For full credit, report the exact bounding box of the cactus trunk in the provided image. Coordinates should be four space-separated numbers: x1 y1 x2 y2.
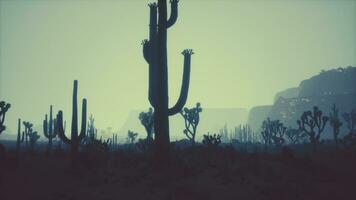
142 0 193 161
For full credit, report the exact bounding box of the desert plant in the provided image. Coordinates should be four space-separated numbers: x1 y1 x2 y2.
202 133 222 148
43 105 58 152
142 0 194 159
127 130 138 144
139 108 154 140
86 115 97 142
342 109 356 146
0 101 11 135
329 104 343 146
297 106 329 151
261 118 287 146
219 124 229 143
57 80 87 155
23 121 40 152
233 124 254 143
16 118 25 153
285 128 306 144
180 103 202 145
82 136 110 154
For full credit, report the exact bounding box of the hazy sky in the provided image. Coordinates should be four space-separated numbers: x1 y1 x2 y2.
1 0 356 136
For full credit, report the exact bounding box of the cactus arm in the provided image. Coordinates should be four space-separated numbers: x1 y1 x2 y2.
166 0 179 28
168 49 193 116
142 40 150 64
78 99 87 141
57 111 71 144
43 114 49 138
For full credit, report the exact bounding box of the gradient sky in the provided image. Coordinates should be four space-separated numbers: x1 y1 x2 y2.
1 0 356 136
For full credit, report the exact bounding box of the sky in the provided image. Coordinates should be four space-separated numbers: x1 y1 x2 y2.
1 0 356 137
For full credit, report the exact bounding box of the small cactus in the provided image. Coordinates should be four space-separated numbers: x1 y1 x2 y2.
43 105 58 152
202 133 222 147
57 80 87 155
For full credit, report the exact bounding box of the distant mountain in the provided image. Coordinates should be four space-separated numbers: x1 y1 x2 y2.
299 66 356 97
247 105 272 133
251 66 356 139
118 108 248 142
274 87 299 102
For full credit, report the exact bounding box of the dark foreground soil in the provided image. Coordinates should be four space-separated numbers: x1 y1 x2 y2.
0 146 355 200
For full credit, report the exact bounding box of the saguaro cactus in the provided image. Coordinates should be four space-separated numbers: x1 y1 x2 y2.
142 0 194 158
43 105 58 152
0 101 11 135
16 118 25 153
57 80 87 155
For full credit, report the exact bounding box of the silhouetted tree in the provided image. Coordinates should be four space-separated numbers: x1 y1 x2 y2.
297 106 328 151
23 121 40 152
57 80 87 156
0 101 11 135
43 105 58 152
342 109 356 146
329 104 342 146
180 103 202 145
141 0 194 161
127 130 138 144
261 118 287 146
285 128 306 144
139 108 154 140
202 133 222 148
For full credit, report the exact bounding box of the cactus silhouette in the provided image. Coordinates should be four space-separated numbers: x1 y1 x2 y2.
43 105 58 152
329 104 342 146
57 80 87 155
16 118 25 153
142 0 194 159
342 109 356 146
139 108 154 140
297 106 328 151
23 121 40 152
0 101 11 135
180 103 202 145
86 115 97 141
261 118 287 146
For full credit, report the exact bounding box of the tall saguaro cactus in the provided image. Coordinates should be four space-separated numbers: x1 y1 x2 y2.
43 105 58 152
16 118 25 153
57 80 87 155
142 0 194 158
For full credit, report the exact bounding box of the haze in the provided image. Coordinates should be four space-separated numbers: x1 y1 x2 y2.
1 0 356 135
